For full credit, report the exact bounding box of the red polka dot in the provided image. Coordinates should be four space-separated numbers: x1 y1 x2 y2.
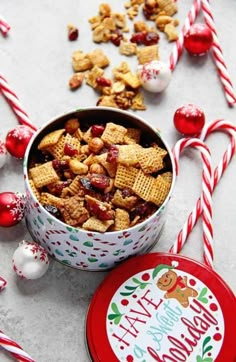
189 278 196 286
210 303 218 311
213 333 222 341
121 299 129 306
132 294 137 298
141 273 150 281
126 356 134 362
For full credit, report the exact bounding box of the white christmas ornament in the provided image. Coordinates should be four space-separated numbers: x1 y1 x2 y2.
138 60 172 93
12 240 49 280
0 141 7 168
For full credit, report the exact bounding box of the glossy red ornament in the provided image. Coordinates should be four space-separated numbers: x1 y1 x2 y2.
5 125 34 159
184 23 213 55
173 104 205 136
0 192 26 227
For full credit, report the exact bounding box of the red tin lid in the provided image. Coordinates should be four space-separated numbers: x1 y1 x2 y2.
86 252 236 362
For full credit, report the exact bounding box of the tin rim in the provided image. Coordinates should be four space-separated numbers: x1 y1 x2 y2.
23 106 176 237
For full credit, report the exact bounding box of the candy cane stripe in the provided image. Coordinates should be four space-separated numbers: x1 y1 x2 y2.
0 14 10 35
169 0 201 70
170 137 214 266
170 120 236 265
0 74 37 131
201 0 236 106
0 330 35 362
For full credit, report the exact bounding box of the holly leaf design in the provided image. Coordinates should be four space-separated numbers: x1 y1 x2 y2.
120 278 150 296
61 260 71 265
196 357 213 362
138 225 147 232
120 291 135 296
132 277 141 284
203 336 211 349
140 283 147 289
111 303 120 314
124 285 137 291
123 239 133 246
203 346 213 356
83 241 93 247
66 227 73 232
37 216 44 225
198 287 208 303
108 303 123 325
88 257 98 263
55 249 64 256
196 336 213 361
69 234 80 241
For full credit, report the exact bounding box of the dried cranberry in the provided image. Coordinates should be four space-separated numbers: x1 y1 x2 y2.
90 174 110 189
107 145 119 163
143 31 159 45
91 124 105 137
96 77 112 87
64 143 78 156
44 204 61 218
52 159 69 171
86 197 114 220
130 202 156 220
110 29 123 46
68 27 79 41
98 208 114 221
55 181 70 195
130 32 145 44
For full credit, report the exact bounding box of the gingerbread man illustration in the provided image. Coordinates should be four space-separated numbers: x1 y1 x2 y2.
153 263 198 308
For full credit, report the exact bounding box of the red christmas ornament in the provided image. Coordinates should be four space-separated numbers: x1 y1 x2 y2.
173 104 205 136
184 23 213 56
0 192 26 227
5 125 34 159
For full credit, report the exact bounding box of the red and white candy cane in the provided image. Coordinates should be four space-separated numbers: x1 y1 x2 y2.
0 330 35 362
0 276 7 291
170 120 236 266
0 74 37 132
201 0 236 106
169 0 201 71
169 138 214 268
0 14 10 36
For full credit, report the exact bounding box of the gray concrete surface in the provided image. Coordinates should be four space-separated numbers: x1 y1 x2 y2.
0 1 235 361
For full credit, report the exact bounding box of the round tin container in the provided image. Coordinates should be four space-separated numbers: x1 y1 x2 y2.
23 107 175 271
86 252 236 361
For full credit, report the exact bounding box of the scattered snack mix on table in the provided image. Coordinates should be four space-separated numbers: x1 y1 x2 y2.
68 0 179 109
